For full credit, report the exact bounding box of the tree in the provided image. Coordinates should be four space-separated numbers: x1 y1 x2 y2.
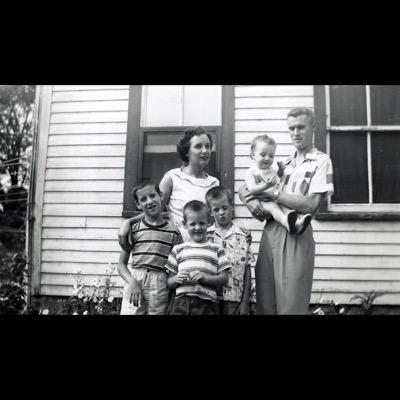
0 85 35 188
0 85 36 257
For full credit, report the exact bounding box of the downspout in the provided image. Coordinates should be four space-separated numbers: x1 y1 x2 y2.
26 85 41 309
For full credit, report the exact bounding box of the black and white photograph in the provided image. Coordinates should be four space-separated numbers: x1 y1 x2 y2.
1 85 399 316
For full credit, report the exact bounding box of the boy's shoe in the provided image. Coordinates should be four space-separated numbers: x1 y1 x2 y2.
281 210 297 234
297 214 312 235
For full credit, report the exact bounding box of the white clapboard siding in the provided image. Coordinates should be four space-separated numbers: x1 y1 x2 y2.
52 90 129 102
36 85 130 296
49 122 127 134
52 100 129 113
42 228 119 240
50 111 128 124
52 85 129 91
46 157 125 169
42 216 123 229
45 180 124 192
48 134 127 146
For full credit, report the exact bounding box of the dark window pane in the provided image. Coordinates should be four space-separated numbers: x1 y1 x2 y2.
370 85 400 125
330 85 367 126
330 131 369 203
371 132 400 203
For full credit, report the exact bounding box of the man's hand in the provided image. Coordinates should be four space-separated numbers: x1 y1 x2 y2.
118 221 133 252
245 198 270 222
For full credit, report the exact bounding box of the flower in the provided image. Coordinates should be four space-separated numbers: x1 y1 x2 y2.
313 307 322 314
319 297 326 304
73 288 80 296
73 312 78 315
108 296 114 303
83 310 88 315
335 301 341 306
42 309 49 315
99 298 104 304
339 308 345 314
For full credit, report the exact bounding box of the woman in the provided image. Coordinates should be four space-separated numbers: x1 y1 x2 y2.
118 126 219 246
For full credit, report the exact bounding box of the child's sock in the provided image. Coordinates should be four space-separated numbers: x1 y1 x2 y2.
296 214 312 235
280 210 297 234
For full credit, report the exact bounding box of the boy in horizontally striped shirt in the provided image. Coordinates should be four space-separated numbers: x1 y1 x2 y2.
117 178 182 315
166 200 231 315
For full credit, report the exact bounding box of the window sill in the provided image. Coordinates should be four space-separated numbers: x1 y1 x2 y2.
315 212 400 221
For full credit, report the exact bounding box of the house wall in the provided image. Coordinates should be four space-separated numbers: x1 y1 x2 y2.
35 85 400 304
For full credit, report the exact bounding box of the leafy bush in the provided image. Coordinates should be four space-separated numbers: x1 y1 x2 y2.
0 252 28 314
46 263 122 315
350 291 384 314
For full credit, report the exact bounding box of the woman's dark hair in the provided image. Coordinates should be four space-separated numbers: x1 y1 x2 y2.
176 126 213 163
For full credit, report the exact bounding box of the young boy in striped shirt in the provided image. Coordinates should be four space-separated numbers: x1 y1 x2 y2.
117 178 183 315
166 200 231 315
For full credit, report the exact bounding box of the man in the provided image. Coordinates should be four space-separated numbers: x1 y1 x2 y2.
239 107 334 315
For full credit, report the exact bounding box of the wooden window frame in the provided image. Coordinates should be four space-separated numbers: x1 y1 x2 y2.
122 85 235 218
314 85 400 221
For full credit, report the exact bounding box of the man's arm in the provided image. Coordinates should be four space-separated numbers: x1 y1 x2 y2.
264 188 326 215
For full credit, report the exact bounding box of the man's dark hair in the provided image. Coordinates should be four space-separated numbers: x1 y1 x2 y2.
287 107 315 124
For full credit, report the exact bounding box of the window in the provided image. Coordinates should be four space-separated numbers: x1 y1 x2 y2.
314 85 400 217
123 85 235 217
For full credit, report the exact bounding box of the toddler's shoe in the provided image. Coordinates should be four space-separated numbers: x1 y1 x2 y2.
281 210 297 234
296 214 312 235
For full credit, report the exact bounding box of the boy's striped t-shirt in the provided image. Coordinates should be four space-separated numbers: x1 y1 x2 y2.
131 219 183 271
165 242 231 303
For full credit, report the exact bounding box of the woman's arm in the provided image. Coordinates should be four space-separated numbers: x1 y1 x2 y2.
118 215 144 251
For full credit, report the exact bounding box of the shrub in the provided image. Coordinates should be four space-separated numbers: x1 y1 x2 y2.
0 252 28 314
47 263 122 315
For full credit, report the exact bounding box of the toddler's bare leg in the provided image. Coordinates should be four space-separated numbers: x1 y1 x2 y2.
261 202 297 234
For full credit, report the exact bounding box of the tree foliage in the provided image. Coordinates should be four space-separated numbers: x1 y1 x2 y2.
0 85 35 188
0 85 35 258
